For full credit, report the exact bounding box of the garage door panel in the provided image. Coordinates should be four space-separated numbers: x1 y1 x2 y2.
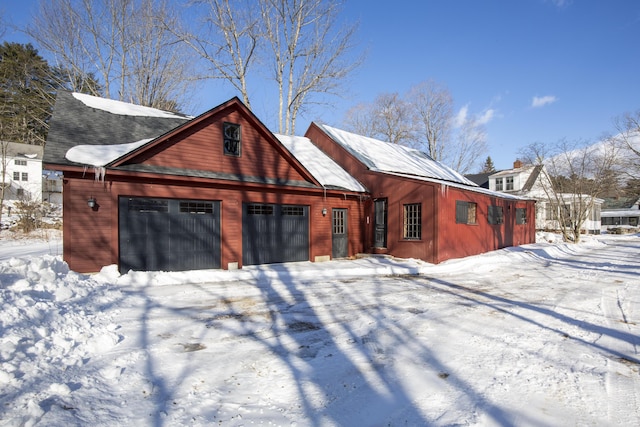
119 197 220 272
243 203 309 266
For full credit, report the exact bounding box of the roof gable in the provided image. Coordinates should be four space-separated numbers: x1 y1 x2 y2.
316 124 476 186
110 97 319 186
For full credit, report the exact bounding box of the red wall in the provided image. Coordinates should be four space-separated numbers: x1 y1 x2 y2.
305 123 537 264
435 185 535 262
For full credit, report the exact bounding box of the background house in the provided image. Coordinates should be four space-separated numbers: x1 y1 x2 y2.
470 160 603 234
600 197 640 231
2 141 43 203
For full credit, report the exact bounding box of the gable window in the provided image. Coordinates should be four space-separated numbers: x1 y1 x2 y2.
506 176 514 191
456 201 477 224
495 178 503 191
516 208 527 224
223 122 241 157
488 205 504 225
15 159 27 166
403 203 421 239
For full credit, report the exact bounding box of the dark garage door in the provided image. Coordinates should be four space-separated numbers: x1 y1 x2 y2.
119 197 221 272
242 203 309 265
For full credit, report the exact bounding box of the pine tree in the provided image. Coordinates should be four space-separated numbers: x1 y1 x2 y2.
480 156 496 173
0 42 55 145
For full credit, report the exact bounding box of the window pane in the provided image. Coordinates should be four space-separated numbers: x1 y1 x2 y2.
456 201 467 223
223 122 241 156
468 203 477 224
403 203 421 239
506 177 514 190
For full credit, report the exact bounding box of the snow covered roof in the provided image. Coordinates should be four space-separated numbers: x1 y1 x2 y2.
317 124 477 186
65 139 153 167
72 93 192 119
45 91 191 168
275 134 367 192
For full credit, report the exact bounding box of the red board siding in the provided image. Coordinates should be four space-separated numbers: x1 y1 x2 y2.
61 173 364 273
134 109 309 184
305 123 536 264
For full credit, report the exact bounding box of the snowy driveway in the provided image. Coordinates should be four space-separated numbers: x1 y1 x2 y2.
1 235 639 426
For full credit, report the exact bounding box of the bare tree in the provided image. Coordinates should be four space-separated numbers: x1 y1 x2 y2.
28 0 198 112
343 92 415 145
407 80 453 161
342 80 488 173
178 0 261 109
448 113 488 174
261 0 361 134
613 110 640 179
519 138 619 243
186 0 361 134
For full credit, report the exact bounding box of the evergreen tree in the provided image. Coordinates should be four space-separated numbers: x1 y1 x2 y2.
480 156 496 173
0 42 55 145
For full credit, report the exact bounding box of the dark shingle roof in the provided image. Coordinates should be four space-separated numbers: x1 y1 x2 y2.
44 91 189 167
464 172 493 188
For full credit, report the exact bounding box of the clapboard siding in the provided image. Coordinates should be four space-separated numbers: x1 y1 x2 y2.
134 108 308 183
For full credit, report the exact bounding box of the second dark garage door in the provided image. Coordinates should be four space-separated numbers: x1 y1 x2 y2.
242 203 309 265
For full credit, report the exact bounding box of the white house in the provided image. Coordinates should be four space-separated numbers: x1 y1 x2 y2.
2 141 45 203
479 160 602 234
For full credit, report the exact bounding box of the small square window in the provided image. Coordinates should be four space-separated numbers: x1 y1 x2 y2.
516 208 527 224
15 159 27 166
223 122 241 157
488 205 504 225
456 201 477 224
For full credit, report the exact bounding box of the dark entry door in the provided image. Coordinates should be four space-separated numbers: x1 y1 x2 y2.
332 208 348 258
119 197 221 272
242 203 309 265
374 199 387 248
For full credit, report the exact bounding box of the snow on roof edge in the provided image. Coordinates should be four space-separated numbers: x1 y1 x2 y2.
275 133 367 192
317 123 477 187
65 139 154 167
72 92 192 120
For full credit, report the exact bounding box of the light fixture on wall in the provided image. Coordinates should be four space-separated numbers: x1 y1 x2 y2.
322 208 327 216
87 197 97 209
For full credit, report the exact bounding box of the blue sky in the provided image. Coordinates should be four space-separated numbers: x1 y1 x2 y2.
3 0 640 170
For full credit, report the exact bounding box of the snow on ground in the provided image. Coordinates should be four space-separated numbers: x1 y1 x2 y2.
0 232 639 426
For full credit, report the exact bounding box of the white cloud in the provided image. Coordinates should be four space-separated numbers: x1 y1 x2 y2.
531 95 558 108
454 104 469 127
477 109 496 125
454 104 497 127
548 0 572 8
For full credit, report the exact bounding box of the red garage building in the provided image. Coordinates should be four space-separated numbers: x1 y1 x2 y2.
44 92 535 273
